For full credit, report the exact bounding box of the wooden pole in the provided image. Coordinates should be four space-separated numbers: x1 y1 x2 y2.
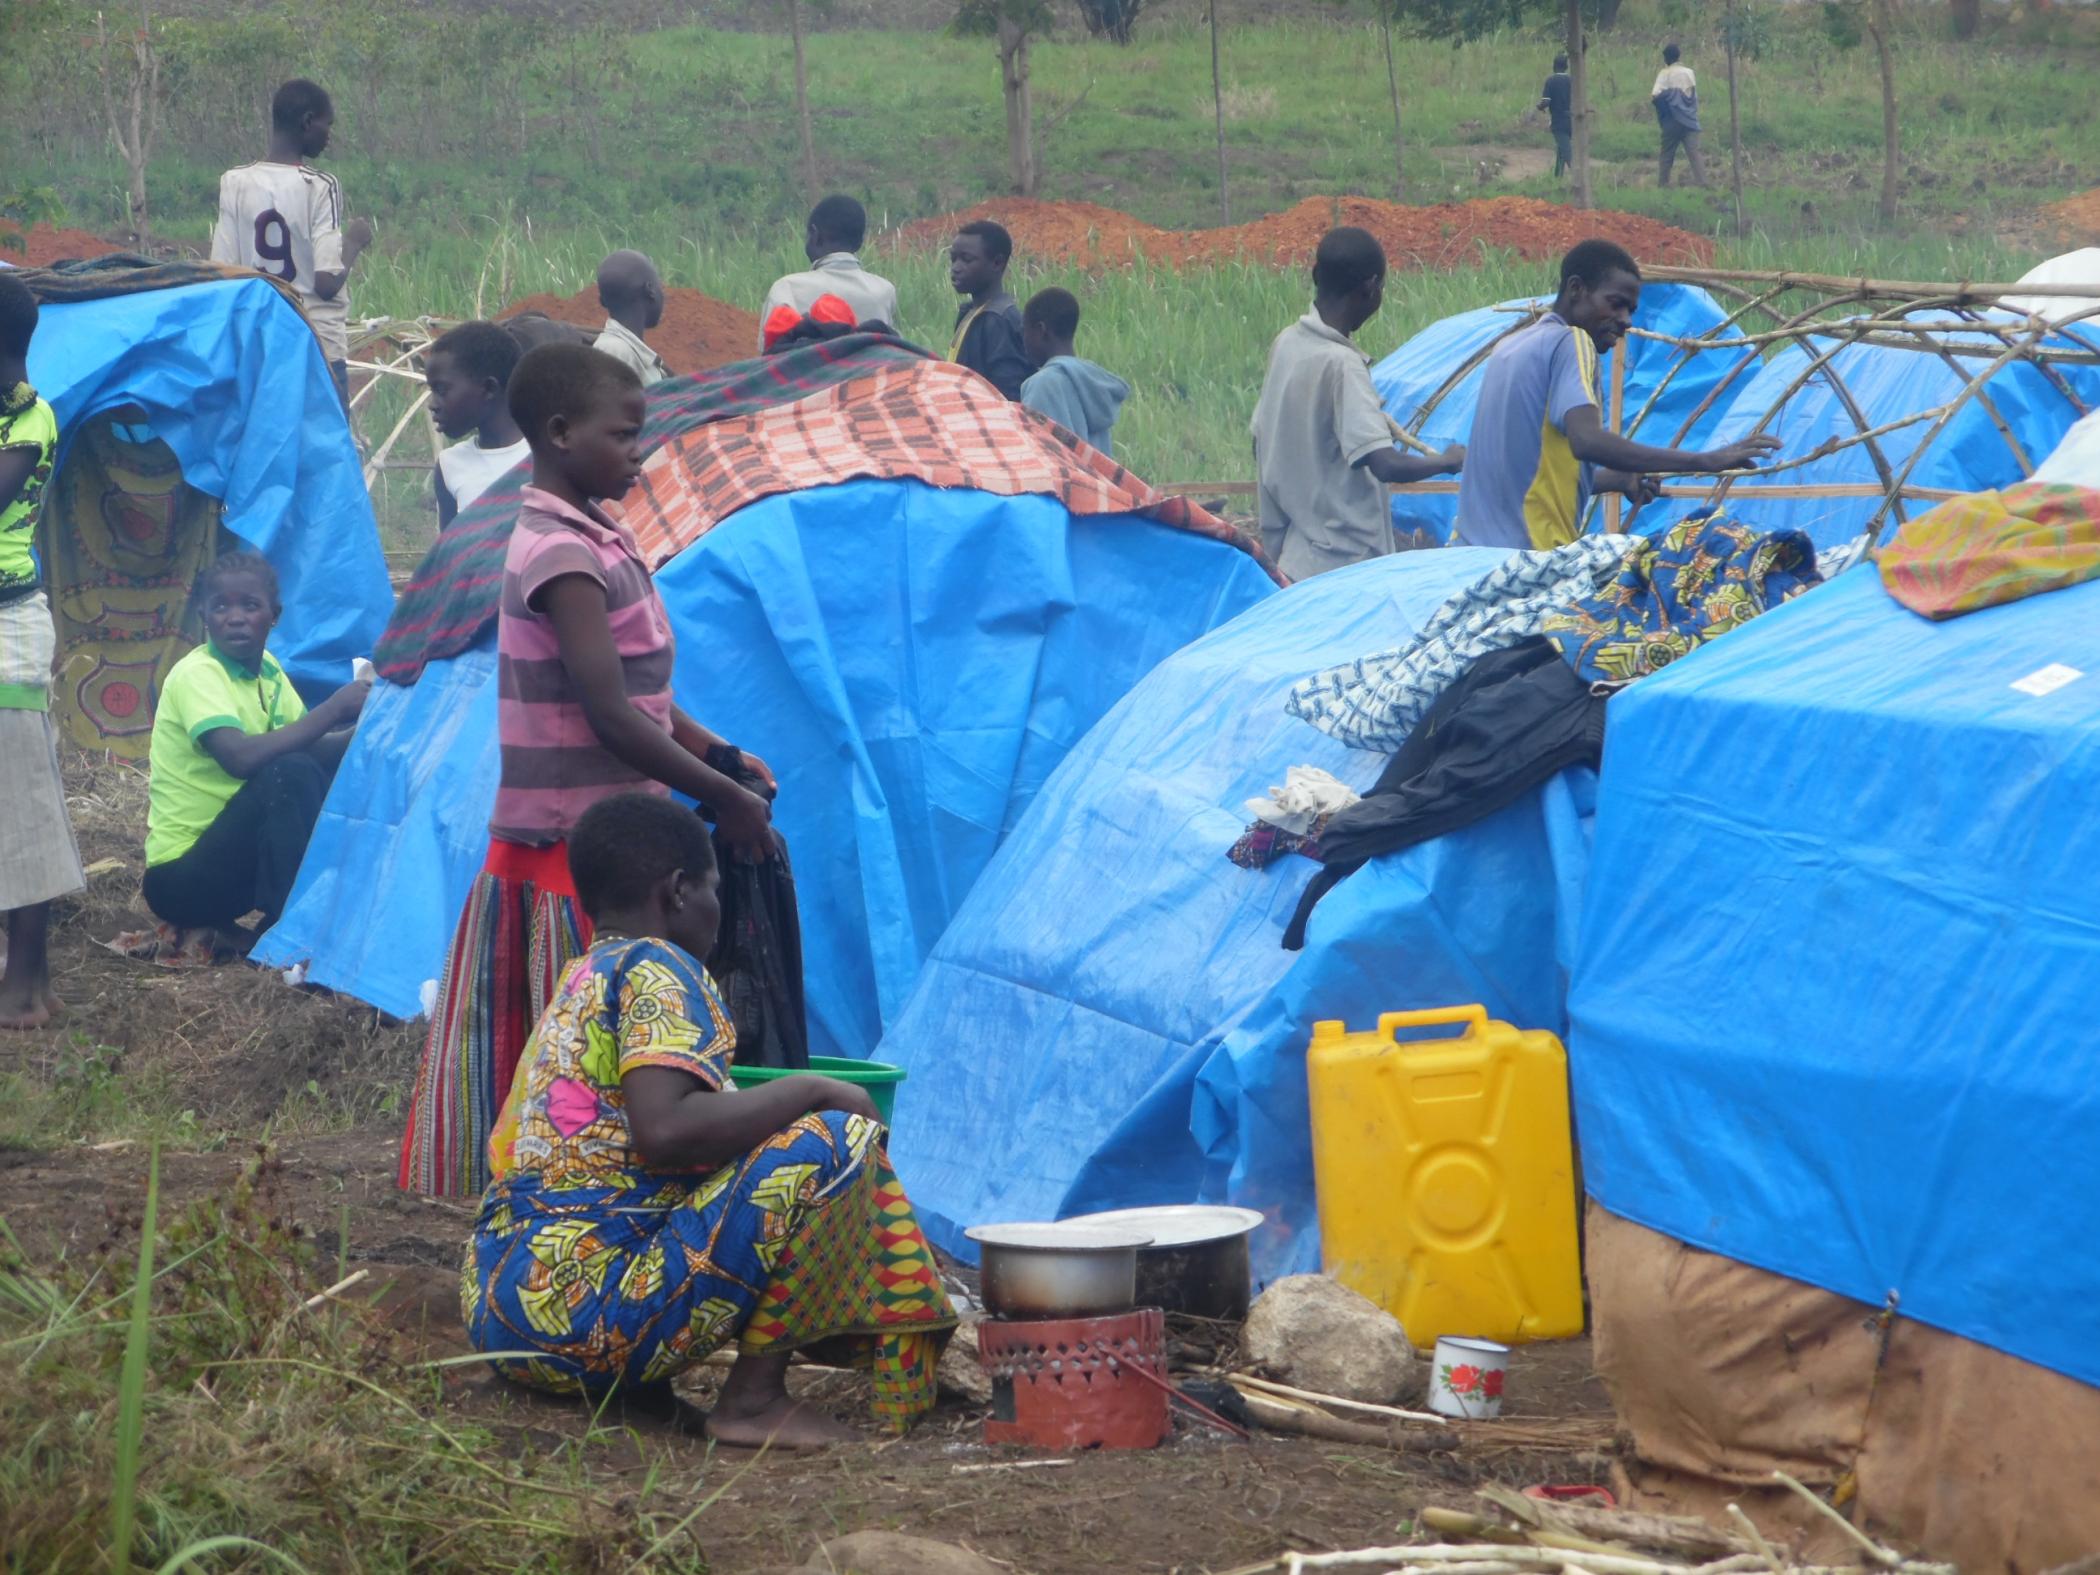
1565 0 1591 210
788 0 818 199
1605 339 1628 532
1725 0 1746 238
1210 0 1231 224
1868 0 1899 225
1380 7 1405 202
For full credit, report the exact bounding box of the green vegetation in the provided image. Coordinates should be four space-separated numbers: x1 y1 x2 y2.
1 0 2090 527
0 1151 724 1570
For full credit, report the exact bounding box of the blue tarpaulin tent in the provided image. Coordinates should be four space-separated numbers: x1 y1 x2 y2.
24 274 391 691
1571 564 2100 1389
257 477 1279 1054
1371 282 1741 544
880 548 1594 1272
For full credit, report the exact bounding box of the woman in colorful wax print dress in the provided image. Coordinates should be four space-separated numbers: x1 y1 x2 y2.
464 793 955 1448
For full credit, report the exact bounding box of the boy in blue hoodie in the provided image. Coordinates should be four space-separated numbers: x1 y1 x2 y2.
1019 288 1129 457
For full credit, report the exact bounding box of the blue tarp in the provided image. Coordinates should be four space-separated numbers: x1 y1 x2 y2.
880 548 1596 1275
1371 283 1740 544
1702 314 2100 548
24 277 391 691
1570 567 2100 1389
258 478 1278 1051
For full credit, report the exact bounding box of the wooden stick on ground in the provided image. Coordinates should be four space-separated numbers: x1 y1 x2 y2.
1228 1371 1448 1426
1237 1390 1457 1454
1769 1471 1902 1569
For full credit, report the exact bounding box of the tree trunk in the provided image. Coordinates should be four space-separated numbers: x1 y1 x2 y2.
1725 0 1746 237
1950 0 1981 40
1565 0 1591 210
97 4 158 246
996 16 1037 197
1209 0 1230 223
1868 0 1899 224
1379 8 1405 202
789 0 818 198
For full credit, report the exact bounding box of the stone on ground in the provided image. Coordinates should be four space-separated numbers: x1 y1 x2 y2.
936 1316 992 1406
1240 1273 1420 1405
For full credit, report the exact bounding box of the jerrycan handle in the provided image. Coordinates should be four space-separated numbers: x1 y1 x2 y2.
1377 1005 1489 1042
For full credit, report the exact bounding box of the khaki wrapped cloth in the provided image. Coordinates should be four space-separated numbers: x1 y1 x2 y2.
1879 480 2100 619
1588 1203 2100 1572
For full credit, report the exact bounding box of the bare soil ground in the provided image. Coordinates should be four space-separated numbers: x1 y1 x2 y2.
0 750 1620 1573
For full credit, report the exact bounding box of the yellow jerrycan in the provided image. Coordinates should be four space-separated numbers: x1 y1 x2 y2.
1307 1005 1582 1347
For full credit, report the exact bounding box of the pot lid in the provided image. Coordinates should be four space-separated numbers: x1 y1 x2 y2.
964 1222 1152 1252
1061 1204 1265 1247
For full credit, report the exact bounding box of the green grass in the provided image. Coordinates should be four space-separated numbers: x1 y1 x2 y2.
1 0 2088 552
0 1154 726 1570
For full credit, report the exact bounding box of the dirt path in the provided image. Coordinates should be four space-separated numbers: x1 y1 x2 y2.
2 1118 1617 1574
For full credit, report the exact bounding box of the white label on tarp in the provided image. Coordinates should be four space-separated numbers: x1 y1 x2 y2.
2010 663 2084 697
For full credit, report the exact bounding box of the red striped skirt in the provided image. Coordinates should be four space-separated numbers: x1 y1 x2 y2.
396 839 594 1197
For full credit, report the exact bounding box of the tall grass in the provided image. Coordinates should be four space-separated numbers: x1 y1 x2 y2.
0 1153 721 1570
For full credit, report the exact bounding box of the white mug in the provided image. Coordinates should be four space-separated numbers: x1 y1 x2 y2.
1429 1335 1510 1419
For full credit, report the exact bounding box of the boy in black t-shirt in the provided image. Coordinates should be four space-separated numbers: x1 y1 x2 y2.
1539 55 1574 179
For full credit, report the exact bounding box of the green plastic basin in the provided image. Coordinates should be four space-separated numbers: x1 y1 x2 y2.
728 1055 905 1126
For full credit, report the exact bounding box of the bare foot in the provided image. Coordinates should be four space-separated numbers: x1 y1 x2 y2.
704 1394 860 1450
0 985 52 1031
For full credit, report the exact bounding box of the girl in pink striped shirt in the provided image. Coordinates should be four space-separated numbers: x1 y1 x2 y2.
400 343 777 1197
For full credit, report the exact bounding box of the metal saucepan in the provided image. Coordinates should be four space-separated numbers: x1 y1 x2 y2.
1061 1205 1265 1321
964 1222 1153 1319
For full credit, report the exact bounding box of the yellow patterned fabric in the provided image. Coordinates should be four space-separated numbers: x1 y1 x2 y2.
465 936 955 1428
39 409 225 755
1879 481 2100 621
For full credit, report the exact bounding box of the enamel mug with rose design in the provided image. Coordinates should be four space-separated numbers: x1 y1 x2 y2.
1429 1335 1510 1419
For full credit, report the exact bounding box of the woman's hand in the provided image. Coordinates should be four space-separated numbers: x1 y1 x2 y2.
714 783 778 862
806 1077 882 1123
326 676 373 726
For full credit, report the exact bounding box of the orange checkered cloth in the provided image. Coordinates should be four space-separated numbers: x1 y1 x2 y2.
1880 481 2100 620
619 359 1279 578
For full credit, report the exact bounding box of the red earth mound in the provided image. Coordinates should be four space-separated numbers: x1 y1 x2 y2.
2042 187 2100 244
498 285 762 375
2 224 126 268
894 194 1712 271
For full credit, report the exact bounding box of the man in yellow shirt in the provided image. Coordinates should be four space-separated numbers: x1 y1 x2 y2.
1455 240 1779 550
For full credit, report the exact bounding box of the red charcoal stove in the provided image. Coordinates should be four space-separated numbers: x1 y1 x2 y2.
977 1307 1169 1450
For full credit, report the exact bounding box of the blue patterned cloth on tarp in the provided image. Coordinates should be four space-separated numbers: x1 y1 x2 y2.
1287 534 1634 751
1538 511 1821 686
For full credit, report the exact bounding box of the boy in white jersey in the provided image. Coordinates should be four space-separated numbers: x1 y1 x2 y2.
424 320 528 528
211 79 373 410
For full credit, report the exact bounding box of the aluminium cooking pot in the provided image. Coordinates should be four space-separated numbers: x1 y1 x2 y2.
1061 1205 1264 1321
964 1222 1153 1319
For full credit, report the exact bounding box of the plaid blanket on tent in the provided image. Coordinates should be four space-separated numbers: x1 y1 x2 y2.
377 335 1276 683
622 359 1273 573
1879 481 2100 620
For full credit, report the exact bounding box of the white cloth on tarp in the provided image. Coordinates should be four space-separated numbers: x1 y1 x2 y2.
1243 765 1360 836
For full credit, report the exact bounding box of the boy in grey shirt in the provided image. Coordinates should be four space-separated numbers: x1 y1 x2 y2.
1250 228 1464 580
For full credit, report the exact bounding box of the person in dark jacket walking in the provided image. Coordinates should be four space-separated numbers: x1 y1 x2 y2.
1539 55 1574 179
1651 43 1708 188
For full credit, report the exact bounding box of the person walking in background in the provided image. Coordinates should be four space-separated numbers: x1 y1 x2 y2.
946 221 1032 400
1455 240 1778 551
0 275 83 1030
591 251 671 387
1250 227 1466 580
759 195 900 349
1539 54 1574 180
210 78 374 410
1019 287 1129 457
1651 43 1708 188
424 321 527 528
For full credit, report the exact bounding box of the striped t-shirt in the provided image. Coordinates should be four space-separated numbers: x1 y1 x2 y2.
1454 311 1603 551
490 487 675 845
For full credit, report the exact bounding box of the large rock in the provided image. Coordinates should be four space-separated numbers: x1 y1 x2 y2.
1241 1274 1420 1405
795 1531 1002 1575
936 1317 993 1406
